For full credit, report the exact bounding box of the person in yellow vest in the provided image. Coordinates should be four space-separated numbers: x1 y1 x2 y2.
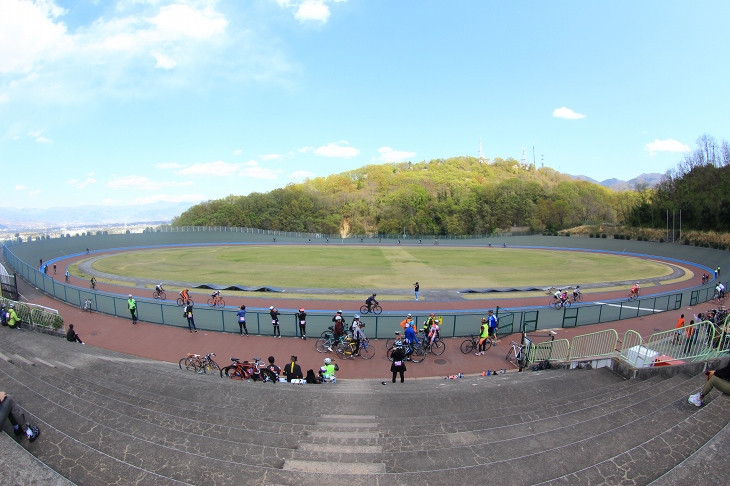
476 317 489 356
7 304 20 329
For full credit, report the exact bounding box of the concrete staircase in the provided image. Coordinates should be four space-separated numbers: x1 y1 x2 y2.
0 328 728 485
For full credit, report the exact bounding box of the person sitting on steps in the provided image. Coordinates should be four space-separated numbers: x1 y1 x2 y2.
689 360 730 406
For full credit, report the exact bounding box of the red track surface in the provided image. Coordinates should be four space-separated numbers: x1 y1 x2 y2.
17 250 714 380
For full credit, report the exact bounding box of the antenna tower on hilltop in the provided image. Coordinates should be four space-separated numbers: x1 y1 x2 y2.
478 138 486 164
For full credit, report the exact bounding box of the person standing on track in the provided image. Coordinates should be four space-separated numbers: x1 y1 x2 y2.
487 309 499 346
413 282 419 301
237 305 248 336
184 301 197 333
390 341 407 383
476 317 489 356
127 294 138 324
296 307 307 339
269 306 281 338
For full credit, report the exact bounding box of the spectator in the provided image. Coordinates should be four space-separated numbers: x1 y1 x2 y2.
476 317 489 356
269 306 281 338
127 295 137 324
390 342 407 383
689 360 730 406
674 314 685 344
66 324 83 343
0 303 7 326
264 356 280 382
282 356 303 382
683 320 697 354
237 305 248 336
400 313 413 330
413 281 420 301
7 303 20 329
333 315 345 344
184 302 197 333
296 307 307 339
321 357 339 383
0 391 39 441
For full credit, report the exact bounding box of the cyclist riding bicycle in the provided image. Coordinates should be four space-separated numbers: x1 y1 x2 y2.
365 293 378 312
155 283 164 294
716 282 726 298
552 289 561 302
572 285 581 300
90 276 96 289
180 288 190 303
560 290 569 303
211 290 221 300
630 282 640 296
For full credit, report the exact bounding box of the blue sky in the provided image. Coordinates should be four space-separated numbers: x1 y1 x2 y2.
1 0 728 210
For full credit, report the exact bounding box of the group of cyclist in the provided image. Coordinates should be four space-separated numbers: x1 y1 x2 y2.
552 285 582 306
391 312 442 358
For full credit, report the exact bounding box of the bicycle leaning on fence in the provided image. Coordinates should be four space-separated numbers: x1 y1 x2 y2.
505 340 527 367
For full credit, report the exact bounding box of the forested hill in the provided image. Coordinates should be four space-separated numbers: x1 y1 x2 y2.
173 156 639 236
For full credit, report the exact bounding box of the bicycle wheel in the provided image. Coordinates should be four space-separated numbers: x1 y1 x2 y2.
460 339 475 354
207 297 215 306
335 343 353 359
384 338 393 350
217 298 225 307
203 360 220 374
315 337 333 353
159 291 166 300
409 346 426 363
153 291 159 299
431 340 445 356
562 300 571 308
505 347 515 362
359 305 369 314
386 345 396 361
372 305 382 315
359 341 375 359
184 357 198 371
176 297 184 306
178 358 188 370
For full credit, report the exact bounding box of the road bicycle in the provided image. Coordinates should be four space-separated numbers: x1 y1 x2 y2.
628 289 641 301
359 303 382 315
335 337 375 360
386 341 425 363
152 289 167 300
80 298 93 312
460 334 491 354
178 353 219 374
419 332 445 355
315 332 348 353
713 291 727 305
221 357 275 381
176 297 194 307
505 341 527 367
207 295 225 307
571 292 583 303
548 298 571 310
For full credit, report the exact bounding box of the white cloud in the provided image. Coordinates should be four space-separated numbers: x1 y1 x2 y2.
14 184 26 191
148 3 228 41
260 153 283 161
552 106 586 120
238 160 281 179
178 160 240 176
35 135 52 143
67 175 97 189
313 141 360 158
378 146 416 163
152 52 177 69
276 0 345 23
290 170 314 181
645 138 690 155
233 149 243 156
154 162 185 169
106 174 192 190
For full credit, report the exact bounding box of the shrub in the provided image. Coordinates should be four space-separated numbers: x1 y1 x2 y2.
602 233 607 238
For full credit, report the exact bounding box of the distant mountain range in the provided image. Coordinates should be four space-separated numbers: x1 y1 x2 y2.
570 172 664 191
0 201 194 231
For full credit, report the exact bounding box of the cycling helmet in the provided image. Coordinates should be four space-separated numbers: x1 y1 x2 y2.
128 294 132 298
335 316 342 320
354 314 360 319
9 303 14 308
324 358 331 364
299 308 305 312
372 293 377 297
407 313 412 317
434 319 440 324
429 312 435 317
394 339 403 347
269 306 274 310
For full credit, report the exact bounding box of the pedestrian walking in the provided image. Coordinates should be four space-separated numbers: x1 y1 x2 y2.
127 294 137 324
184 301 197 333
414 281 420 301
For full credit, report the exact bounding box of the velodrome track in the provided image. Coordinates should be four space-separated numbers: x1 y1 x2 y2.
7 233 728 379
